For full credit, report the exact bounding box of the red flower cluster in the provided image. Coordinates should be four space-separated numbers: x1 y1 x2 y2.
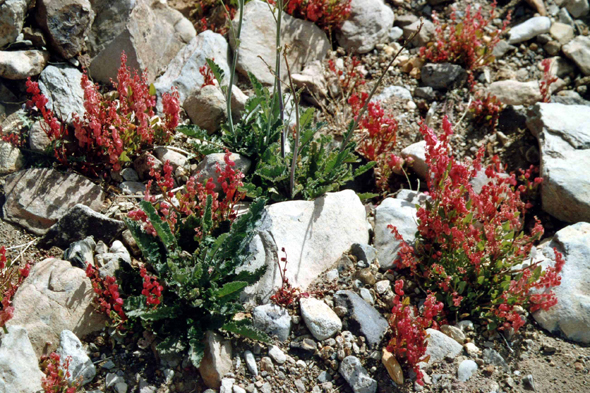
386 279 443 386
200 61 216 88
270 0 351 31
194 1 236 35
469 91 504 130
270 248 303 308
0 246 30 330
140 267 163 307
40 352 79 393
388 117 564 331
539 58 558 103
85 264 127 329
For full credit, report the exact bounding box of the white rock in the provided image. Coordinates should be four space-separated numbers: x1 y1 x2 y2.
373 85 412 102
220 378 235 393
300 297 342 341
533 222 590 343
419 329 462 368
336 0 395 54
154 146 187 169
0 50 49 80
339 356 377 393
38 65 85 124
508 16 551 44
244 350 258 376
326 269 339 282
441 325 466 344
401 141 427 179
252 304 292 342
0 326 44 392
374 280 390 295
269 346 286 365
0 140 24 175
57 330 96 385
360 288 374 305
457 359 478 382
120 181 146 195
199 331 233 389
563 36 590 76
464 342 481 357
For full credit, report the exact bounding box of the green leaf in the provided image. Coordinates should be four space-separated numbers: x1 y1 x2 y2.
357 192 379 201
140 201 177 249
206 58 225 85
223 320 270 343
214 281 249 299
457 281 467 294
149 84 157 96
127 305 180 321
125 219 164 265
188 339 205 368
531 265 543 282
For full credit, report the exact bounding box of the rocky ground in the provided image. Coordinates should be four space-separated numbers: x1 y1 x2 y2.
1 0 590 392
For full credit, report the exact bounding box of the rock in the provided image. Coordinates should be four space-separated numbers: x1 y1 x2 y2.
419 329 462 368
95 240 131 277
373 85 412 102
526 103 590 223
220 378 234 393
252 304 292 342
374 197 419 270
242 190 369 302
292 60 328 98
523 374 536 390
508 16 551 44
440 325 466 344
153 30 230 108
492 40 516 59
230 0 330 85
7 258 106 356
184 85 227 134
339 356 377 393
0 0 32 48
193 153 251 192
134 152 162 180
0 140 24 175
29 120 52 152
562 0 590 18
244 350 258 376
403 20 435 47
35 0 94 59
0 326 44 392
3 168 106 235
336 0 395 54
464 342 481 357
300 297 342 340
350 243 377 265
549 22 574 45
382 348 403 384
532 222 590 343
63 236 96 269
57 330 96 385
268 345 286 365
483 348 509 371
0 50 49 80
421 63 465 90
38 204 125 249
154 146 188 170
401 141 427 179
457 360 478 382
563 36 590 76
120 181 146 195
389 26 403 41
333 290 388 348
88 0 190 84
38 65 85 124
553 90 590 106
199 331 233 389
487 80 542 106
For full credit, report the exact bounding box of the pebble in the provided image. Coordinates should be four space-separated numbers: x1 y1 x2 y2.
244 351 258 376
260 357 274 374
457 359 478 382
268 346 286 365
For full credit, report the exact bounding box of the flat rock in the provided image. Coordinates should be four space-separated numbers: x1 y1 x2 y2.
526 103 590 223
38 64 85 124
336 0 395 54
419 329 462 368
508 16 551 44
252 304 292 342
242 190 369 302
0 0 32 48
7 258 107 356
0 50 49 80
57 330 96 385
533 222 590 343
3 168 106 235
153 146 188 170
38 204 125 249
300 297 342 341
563 36 590 76
199 331 232 389
339 356 377 393
487 80 542 106
333 290 388 348
0 326 44 392
0 140 24 175
230 0 330 85
421 63 465 89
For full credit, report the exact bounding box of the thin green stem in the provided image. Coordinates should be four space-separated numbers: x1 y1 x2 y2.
226 0 246 135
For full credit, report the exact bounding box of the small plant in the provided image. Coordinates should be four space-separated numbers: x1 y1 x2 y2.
389 117 564 332
0 246 31 332
270 248 304 307
274 0 352 32
193 0 238 35
421 2 510 86
85 264 128 330
386 280 443 386
469 91 504 131
539 58 558 103
40 352 80 393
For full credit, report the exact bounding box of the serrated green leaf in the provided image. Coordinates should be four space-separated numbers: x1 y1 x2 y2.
206 58 225 86
140 201 177 249
223 320 270 343
125 219 164 265
214 281 249 299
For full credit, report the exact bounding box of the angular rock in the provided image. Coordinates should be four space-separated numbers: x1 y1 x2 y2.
292 60 328 98
193 152 251 192
0 140 24 175
63 236 96 269
134 152 162 180
441 325 466 344
268 345 286 365
339 356 377 393
199 331 232 389
0 0 32 48
487 80 542 106
3 168 106 235
0 326 44 392
403 20 435 47
457 360 478 382
563 36 590 76
300 297 342 341
120 181 146 195
184 85 227 134
492 40 516 59
0 50 49 80
242 190 369 302
561 0 590 18
333 290 388 348
29 120 52 152
508 16 551 44
57 330 96 385
419 329 462 368
421 63 465 89
7 258 107 356
38 64 85 124
252 304 292 342
230 0 330 85
38 204 125 249
86 0 134 56
154 146 187 170
533 222 590 343
350 243 377 265
526 103 590 223
35 0 95 59
95 240 131 277
336 0 395 54
549 22 574 45
401 140 427 179
483 348 509 371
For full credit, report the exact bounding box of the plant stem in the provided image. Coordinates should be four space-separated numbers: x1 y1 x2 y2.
283 53 300 199
226 0 246 135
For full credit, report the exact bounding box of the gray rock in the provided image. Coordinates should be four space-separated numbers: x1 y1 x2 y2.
300 297 342 341
457 360 478 382
419 329 462 368
339 356 377 393
508 16 551 44
403 20 435 47
35 0 95 59
28 120 52 152
0 140 24 175
389 26 403 41
350 243 377 265
563 36 590 76
57 330 96 385
526 103 590 223
421 63 465 89
487 80 542 106
230 0 330 85
562 0 589 18
492 40 516 58
552 90 590 106
120 181 146 195
533 222 590 343
0 326 44 392
268 345 286 365
134 152 162 180
252 304 292 342
220 378 235 393
95 240 131 277
0 0 32 48
413 86 436 101
38 204 125 249
63 236 96 269
336 0 395 54
373 85 412 102
333 290 388 348
154 146 188 170
199 331 232 389
359 288 374 305
86 0 134 57
292 60 328 98
0 50 49 80
38 65 85 124
3 168 106 235
483 348 509 371
244 350 258 376
394 14 418 27
120 168 139 181
440 324 466 344
184 84 227 134
193 152 251 192
549 22 574 45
